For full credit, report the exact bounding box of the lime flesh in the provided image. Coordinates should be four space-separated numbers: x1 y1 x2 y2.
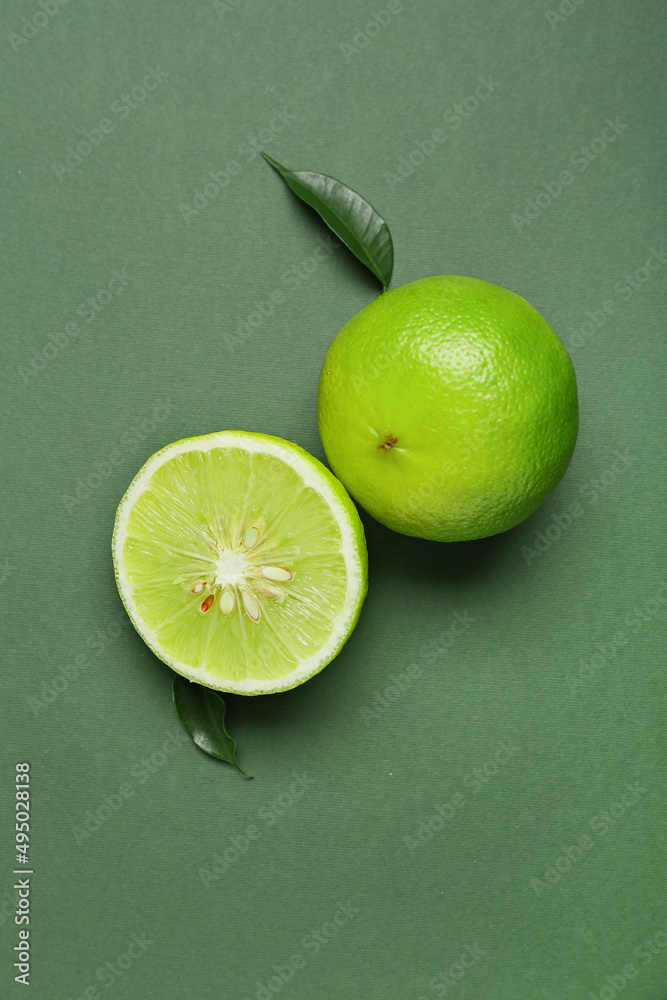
112 432 367 694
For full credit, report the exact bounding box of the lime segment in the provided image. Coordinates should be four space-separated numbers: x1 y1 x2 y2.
112 432 367 694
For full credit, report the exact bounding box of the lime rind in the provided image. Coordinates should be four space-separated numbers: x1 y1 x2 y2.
317 275 579 542
112 431 367 695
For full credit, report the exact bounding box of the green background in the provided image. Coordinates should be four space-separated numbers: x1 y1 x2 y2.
1 1 665 997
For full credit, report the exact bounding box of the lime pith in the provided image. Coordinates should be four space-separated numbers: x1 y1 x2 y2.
112 432 367 695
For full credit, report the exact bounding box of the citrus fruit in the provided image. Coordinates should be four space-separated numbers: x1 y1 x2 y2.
317 275 578 542
112 432 367 695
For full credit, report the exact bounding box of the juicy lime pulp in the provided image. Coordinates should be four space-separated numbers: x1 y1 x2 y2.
112 432 367 695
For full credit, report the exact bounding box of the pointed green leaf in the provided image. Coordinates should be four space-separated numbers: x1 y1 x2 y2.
262 152 393 290
173 675 251 777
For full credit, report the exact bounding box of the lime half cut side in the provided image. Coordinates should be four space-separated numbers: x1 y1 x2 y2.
112 432 367 695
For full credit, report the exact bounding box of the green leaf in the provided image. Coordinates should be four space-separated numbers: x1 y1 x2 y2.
262 152 394 291
172 675 251 777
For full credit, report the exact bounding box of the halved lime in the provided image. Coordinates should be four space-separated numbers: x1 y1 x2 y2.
112 432 367 695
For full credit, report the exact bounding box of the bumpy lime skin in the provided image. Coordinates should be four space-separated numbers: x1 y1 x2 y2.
317 276 579 542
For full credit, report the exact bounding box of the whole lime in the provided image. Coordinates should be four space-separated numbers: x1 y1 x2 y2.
317 275 578 542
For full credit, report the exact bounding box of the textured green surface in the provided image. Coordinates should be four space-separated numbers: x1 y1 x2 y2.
1 2 665 997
